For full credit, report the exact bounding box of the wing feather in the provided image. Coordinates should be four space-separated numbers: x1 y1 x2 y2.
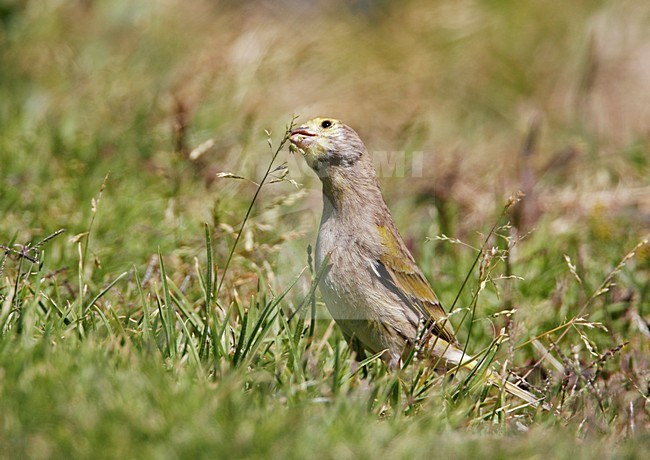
375 225 458 346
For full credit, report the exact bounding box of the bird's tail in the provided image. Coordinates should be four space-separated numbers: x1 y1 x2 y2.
484 368 543 407
432 341 545 408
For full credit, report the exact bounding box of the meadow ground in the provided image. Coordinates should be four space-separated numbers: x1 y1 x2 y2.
1 1 649 458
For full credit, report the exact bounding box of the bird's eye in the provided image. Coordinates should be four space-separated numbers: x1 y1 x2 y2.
321 120 332 129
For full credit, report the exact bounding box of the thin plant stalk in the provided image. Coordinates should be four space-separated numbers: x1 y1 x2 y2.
215 117 298 299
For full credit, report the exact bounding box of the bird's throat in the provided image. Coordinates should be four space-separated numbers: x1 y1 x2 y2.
321 174 385 221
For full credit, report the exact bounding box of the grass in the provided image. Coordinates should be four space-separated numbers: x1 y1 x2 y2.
1 0 649 458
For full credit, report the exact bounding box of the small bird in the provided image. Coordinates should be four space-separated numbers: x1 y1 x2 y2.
290 117 542 406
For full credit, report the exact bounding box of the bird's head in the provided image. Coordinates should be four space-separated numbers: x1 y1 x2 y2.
289 117 370 178
290 117 385 216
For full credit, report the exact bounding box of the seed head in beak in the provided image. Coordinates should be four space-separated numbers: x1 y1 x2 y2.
289 126 317 152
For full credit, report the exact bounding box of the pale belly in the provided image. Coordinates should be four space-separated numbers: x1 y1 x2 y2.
315 228 413 363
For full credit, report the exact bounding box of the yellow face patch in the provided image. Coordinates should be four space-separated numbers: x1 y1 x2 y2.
289 117 342 162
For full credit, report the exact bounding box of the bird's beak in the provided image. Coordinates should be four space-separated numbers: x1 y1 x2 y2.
289 126 317 152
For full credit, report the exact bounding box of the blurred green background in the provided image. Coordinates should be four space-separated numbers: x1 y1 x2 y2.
0 0 649 457
2 0 648 271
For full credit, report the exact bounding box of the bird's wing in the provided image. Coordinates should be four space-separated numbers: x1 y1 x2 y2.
374 225 458 346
